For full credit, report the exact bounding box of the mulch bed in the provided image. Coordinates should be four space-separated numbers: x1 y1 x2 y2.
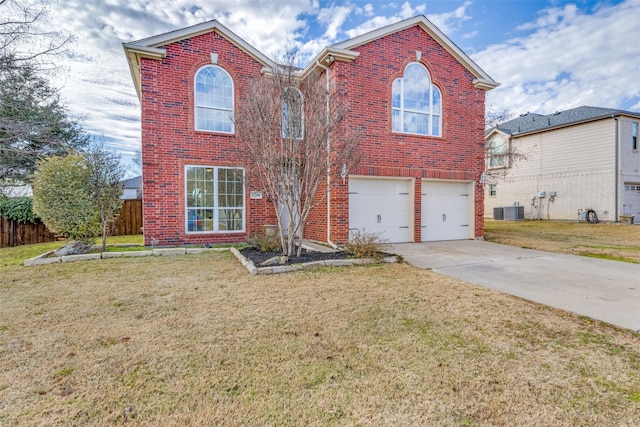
240 246 351 267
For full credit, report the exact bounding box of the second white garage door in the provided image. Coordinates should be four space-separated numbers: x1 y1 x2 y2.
349 178 412 243
422 181 471 242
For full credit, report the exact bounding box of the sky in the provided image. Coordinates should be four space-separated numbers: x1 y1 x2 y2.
18 0 640 174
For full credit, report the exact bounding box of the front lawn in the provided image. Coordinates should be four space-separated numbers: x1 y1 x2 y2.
1 248 638 425
485 220 640 263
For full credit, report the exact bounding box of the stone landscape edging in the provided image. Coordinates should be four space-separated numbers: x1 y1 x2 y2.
229 247 397 275
24 245 397 273
23 247 228 266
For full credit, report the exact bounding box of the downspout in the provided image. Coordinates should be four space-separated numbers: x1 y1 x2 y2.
614 114 619 222
316 59 338 248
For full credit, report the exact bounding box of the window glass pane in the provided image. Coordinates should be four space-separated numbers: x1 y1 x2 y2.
218 208 243 231
392 79 401 108
403 112 428 135
432 114 441 136
392 109 400 131
432 86 441 113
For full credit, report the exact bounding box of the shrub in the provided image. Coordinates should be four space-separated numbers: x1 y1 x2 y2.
0 197 37 223
343 229 389 260
247 228 282 252
32 154 99 244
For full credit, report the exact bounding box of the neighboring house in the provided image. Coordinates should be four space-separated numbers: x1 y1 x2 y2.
122 15 498 247
121 175 142 200
485 106 640 221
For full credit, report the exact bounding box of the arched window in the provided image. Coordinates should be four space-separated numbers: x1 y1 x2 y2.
282 87 303 139
392 63 441 136
194 65 234 133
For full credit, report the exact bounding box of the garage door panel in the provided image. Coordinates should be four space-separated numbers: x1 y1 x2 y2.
623 183 640 217
349 178 411 243
422 181 471 242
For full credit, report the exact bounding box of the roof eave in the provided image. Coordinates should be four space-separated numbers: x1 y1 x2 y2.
122 20 276 99
122 44 167 101
331 15 499 91
299 47 360 79
511 114 620 138
473 78 500 91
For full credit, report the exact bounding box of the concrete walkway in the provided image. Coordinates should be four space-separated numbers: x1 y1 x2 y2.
391 240 640 332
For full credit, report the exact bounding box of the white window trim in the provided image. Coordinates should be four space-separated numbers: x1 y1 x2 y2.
487 136 508 170
185 165 245 234
392 62 442 137
632 121 638 151
194 65 235 134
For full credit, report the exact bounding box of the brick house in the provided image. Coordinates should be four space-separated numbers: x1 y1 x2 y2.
485 106 640 222
123 15 498 247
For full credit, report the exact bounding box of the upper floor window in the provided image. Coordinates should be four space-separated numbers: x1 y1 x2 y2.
392 63 441 136
488 135 506 168
633 122 638 151
282 87 303 139
195 65 234 133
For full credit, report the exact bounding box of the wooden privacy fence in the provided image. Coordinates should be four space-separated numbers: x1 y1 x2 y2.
0 218 58 248
113 199 143 236
0 199 144 248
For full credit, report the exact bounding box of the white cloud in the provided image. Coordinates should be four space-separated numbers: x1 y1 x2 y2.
40 0 319 169
317 3 353 40
475 0 640 115
344 1 468 39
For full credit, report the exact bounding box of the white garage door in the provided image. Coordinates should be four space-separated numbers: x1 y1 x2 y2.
623 183 640 217
422 181 471 242
349 178 411 243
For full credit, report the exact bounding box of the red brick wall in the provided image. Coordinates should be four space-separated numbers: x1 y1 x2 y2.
140 31 276 246
140 24 487 246
326 26 487 243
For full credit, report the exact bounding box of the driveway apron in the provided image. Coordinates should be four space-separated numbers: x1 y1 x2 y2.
391 240 640 332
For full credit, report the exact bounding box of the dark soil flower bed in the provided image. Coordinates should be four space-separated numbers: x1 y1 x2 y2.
240 246 350 267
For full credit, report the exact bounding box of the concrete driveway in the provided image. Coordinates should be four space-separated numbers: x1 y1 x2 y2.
391 240 640 332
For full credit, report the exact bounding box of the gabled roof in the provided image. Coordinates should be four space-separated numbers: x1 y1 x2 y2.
122 20 276 100
123 15 499 99
301 15 499 90
122 175 142 189
495 106 640 137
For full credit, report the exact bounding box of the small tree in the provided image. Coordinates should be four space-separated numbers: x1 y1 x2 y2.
235 53 359 257
84 142 124 251
32 153 98 245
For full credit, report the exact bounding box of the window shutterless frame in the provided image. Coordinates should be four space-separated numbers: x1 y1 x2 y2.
194 65 234 133
185 166 245 233
391 62 442 137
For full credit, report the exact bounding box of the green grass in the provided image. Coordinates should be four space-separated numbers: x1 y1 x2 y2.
0 235 143 272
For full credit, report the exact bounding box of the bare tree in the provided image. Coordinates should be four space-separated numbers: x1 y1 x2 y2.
84 141 125 252
0 0 71 71
235 54 359 257
0 0 83 195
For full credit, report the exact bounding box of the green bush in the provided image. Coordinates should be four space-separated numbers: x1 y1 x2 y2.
343 229 389 260
32 154 99 243
0 197 37 223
